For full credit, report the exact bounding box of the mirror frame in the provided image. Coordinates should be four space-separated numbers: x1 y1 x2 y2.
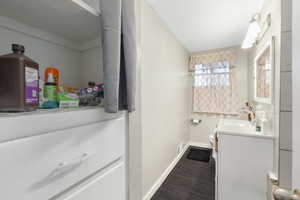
254 37 275 104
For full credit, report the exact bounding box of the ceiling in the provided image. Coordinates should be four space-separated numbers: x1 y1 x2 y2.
0 0 100 43
147 0 264 52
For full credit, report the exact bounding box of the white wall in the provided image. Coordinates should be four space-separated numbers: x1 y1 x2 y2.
0 16 103 88
128 93 143 200
189 47 249 145
80 47 103 87
248 0 282 176
0 26 82 87
128 0 143 198
141 1 190 196
292 0 300 189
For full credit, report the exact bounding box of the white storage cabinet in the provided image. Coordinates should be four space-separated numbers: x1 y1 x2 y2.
0 108 127 200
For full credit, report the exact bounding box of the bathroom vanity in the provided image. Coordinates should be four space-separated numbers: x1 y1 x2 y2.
0 108 127 200
214 119 274 200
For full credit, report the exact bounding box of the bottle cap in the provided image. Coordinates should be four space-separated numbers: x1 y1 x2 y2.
47 73 55 83
12 44 25 54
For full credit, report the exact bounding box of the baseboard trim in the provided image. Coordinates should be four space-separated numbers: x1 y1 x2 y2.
142 143 190 200
188 141 212 149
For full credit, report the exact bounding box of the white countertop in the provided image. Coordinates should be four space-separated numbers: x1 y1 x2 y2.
217 129 274 139
216 119 274 139
0 107 126 143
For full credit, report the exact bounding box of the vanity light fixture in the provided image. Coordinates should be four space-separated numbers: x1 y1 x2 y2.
72 0 100 16
242 13 262 49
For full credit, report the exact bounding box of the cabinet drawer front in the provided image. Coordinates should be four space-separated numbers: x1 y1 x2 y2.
0 117 125 200
57 162 126 200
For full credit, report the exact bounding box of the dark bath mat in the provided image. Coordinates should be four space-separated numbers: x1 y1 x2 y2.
187 147 212 162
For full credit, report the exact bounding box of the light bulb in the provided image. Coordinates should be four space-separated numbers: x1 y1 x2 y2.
241 18 262 49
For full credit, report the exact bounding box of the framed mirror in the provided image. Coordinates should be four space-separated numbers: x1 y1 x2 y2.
254 38 274 104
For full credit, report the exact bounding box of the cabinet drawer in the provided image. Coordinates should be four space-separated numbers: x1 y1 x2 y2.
55 162 126 200
0 117 125 200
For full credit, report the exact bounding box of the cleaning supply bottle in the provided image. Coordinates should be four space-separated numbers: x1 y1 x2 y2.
0 44 39 112
45 67 59 89
43 73 58 109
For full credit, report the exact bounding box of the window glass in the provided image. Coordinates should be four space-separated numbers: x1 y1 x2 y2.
194 61 230 87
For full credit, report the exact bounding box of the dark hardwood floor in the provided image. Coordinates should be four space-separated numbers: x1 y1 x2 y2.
151 146 215 200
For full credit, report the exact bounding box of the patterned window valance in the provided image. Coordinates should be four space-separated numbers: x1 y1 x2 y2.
189 50 238 72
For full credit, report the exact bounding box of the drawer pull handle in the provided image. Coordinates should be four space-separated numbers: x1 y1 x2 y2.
58 153 89 168
50 153 94 178
30 153 95 189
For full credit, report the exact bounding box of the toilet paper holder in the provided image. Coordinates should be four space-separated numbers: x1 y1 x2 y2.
191 118 202 125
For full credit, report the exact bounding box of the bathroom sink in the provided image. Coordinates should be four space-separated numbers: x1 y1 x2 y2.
218 119 252 127
216 119 271 138
218 119 254 131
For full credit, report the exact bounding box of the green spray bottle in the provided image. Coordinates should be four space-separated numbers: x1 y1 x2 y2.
42 73 58 108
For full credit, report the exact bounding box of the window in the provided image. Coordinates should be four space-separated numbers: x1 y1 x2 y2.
194 61 230 87
192 60 240 115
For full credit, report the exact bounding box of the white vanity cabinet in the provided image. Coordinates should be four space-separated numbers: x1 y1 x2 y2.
216 131 274 200
0 108 127 200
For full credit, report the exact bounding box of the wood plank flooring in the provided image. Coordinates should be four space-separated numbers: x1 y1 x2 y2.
151 146 215 200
